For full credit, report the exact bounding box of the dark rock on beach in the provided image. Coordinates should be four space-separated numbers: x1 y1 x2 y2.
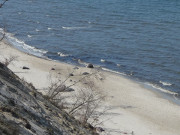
22 66 30 70
96 127 105 132
87 64 94 68
69 73 74 76
73 67 79 70
82 72 89 75
51 68 55 70
66 87 75 92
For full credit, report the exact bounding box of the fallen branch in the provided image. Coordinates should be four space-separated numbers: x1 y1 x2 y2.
0 0 8 8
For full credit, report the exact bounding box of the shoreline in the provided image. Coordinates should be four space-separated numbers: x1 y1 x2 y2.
3 28 178 96
5 37 180 104
15 39 180 105
1 40 180 135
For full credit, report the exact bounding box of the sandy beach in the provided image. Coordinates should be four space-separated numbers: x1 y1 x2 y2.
1 40 180 135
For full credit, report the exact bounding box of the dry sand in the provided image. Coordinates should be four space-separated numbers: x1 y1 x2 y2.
0 40 180 135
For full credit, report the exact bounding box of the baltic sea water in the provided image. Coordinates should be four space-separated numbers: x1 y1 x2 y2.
0 0 180 95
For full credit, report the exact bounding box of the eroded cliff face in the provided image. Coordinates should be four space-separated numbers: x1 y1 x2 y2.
0 62 97 135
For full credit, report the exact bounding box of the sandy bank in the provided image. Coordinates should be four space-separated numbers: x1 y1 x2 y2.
0 40 180 135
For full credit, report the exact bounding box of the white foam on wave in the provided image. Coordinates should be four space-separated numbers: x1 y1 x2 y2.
48 27 52 30
27 35 32 38
8 37 47 57
35 29 40 32
77 59 89 66
0 28 4 32
57 52 69 57
117 64 121 67
102 67 126 76
62 26 88 30
0 28 47 57
70 55 178 97
100 59 106 62
159 81 172 86
145 82 177 95
101 66 177 96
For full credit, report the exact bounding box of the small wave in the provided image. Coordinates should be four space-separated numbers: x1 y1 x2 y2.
159 81 172 86
117 64 121 67
57 52 69 57
37 21 40 24
35 29 40 32
77 59 89 66
128 71 134 76
62 26 88 30
48 27 52 30
100 59 106 63
100 59 116 65
145 82 177 95
102 67 126 76
2 29 47 57
0 28 4 33
27 35 32 38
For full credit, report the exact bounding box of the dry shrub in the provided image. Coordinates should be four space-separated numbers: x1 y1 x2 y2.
2 55 18 66
46 68 107 126
69 88 105 125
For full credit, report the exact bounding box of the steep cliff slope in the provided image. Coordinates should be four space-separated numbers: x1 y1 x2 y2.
0 62 97 135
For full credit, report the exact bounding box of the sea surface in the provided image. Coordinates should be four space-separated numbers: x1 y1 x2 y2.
0 0 180 96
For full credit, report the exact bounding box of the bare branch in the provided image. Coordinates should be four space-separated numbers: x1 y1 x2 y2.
69 91 104 115
0 0 8 8
46 68 107 126
49 70 98 99
0 31 5 41
2 55 18 66
48 69 76 99
0 25 6 41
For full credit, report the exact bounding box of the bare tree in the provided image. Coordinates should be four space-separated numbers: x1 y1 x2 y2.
69 88 105 125
47 69 97 100
47 69 76 99
46 69 108 126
